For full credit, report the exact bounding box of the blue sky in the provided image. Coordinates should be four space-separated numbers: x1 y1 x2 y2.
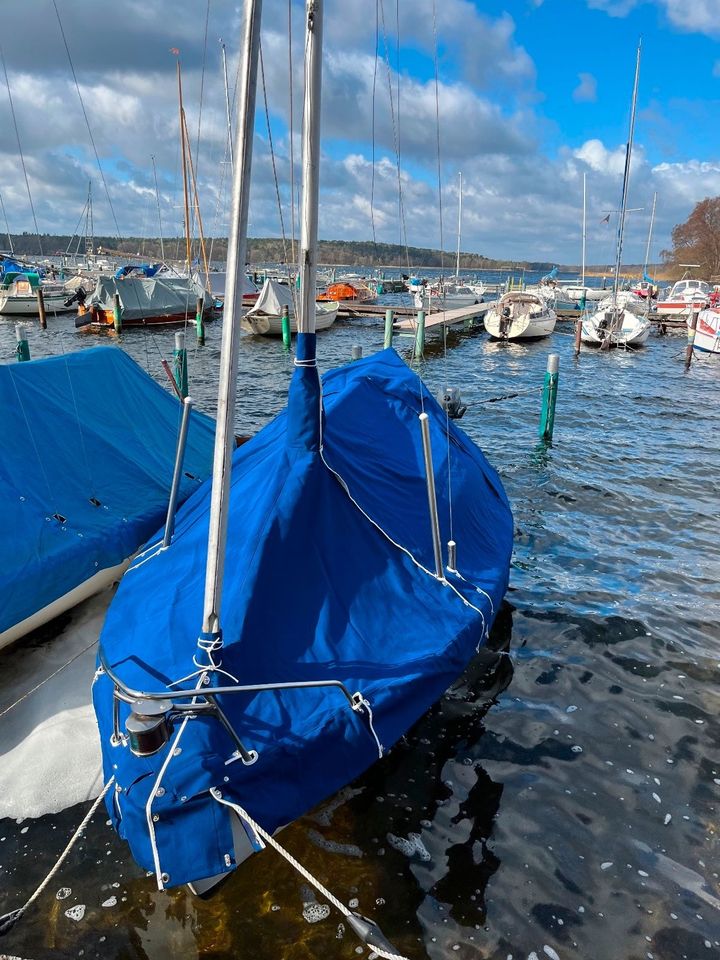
0 0 718 266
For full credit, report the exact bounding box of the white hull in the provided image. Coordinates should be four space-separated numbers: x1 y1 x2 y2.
0 558 130 652
693 309 720 354
241 302 338 336
0 292 71 315
564 285 607 302
656 298 709 318
581 308 651 347
484 293 556 340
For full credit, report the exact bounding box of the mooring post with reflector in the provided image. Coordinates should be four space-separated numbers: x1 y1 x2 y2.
196 296 205 346
539 353 559 443
281 304 291 350
15 323 29 362
173 331 189 398
113 293 122 333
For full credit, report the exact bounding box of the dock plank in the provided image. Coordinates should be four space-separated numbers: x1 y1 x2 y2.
394 300 493 331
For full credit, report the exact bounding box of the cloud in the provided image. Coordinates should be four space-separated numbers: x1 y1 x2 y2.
573 73 598 103
587 0 720 37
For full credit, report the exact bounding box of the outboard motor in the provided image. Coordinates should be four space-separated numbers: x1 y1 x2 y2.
437 386 467 420
64 285 87 308
499 305 511 338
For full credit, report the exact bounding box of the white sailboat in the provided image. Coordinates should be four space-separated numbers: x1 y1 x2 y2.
484 291 556 340
581 41 651 349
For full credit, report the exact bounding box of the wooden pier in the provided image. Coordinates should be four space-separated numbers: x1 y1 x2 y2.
394 301 492 332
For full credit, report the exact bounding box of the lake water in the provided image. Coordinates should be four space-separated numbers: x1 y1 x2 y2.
0 299 718 960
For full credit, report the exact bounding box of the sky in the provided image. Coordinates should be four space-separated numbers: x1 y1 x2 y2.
1 0 719 266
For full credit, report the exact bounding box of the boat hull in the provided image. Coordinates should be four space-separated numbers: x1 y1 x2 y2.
484 293 556 340
581 308 651 347
241 303 338 336
693 309 720 354
0 293 71 315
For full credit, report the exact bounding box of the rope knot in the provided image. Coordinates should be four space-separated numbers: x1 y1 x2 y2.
351 692 384 758
195 629 223 670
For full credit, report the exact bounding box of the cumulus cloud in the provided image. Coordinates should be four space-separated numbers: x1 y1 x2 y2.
573 73 598 103
588 0 720 37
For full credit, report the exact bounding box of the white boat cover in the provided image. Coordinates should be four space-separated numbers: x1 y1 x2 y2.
246 277 296 317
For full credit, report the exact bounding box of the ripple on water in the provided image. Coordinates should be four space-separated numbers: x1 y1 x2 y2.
0 321 719 959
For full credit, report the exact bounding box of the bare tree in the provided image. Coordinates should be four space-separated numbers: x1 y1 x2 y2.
662 197 720 277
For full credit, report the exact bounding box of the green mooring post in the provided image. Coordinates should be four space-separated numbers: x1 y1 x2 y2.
539 353 559 442
196 296 205 346
281 304 291 350
384 308 394 350
113 292 122 333
173 331 189 398
15 323 30 362
414 309 426 358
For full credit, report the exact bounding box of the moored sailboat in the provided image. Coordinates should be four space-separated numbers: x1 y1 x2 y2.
581 41 651 349
92 0 512 918
484 291 556 340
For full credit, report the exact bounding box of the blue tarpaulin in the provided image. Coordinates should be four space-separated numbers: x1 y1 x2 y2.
0 346 215 641
94 344 513 888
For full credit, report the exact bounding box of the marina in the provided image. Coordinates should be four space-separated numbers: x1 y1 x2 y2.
1 1 720 959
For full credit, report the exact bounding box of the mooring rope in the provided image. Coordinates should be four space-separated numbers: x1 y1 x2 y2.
210 789 410 960
0 638 99 721
0 778 114 937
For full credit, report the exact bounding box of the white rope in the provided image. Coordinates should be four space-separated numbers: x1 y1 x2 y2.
0 777 114 935
352 694 384 758
210 789 410 960
0 637 98 720
319 447 489 638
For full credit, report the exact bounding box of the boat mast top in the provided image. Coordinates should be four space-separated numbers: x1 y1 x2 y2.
612 39 642 304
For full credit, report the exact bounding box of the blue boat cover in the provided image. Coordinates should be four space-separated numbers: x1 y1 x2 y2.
0 346 215 638
93 342 513 888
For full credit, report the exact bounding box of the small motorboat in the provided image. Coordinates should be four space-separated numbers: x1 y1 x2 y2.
75 274 213 328
656 278 710 318
0 271 71 315
692 307 720 354
317 278 376 304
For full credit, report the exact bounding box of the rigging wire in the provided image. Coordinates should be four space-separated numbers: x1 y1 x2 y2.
377 0 410 272
51 0 122 239
194 0 212 192
0 46 44 256
0 189 14 253
151 155 166 263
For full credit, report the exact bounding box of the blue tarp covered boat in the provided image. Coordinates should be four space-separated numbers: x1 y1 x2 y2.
0 346 215 648
93 342 513 890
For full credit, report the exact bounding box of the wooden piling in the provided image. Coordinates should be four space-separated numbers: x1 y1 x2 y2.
538 353 559 442
113 293 122 333
196 296 205 346
685 307 699 369
414 309 426 358
36 288 47 329
574 317 582 356
384 308 394 350
15 323 30 362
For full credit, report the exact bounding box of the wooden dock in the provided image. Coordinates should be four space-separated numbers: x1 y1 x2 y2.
394 301 493 331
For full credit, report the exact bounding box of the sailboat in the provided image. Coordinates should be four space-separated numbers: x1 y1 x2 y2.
92 0 512 911
581 41 651 349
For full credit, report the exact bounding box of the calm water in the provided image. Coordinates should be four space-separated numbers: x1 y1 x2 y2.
1 301 719 960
